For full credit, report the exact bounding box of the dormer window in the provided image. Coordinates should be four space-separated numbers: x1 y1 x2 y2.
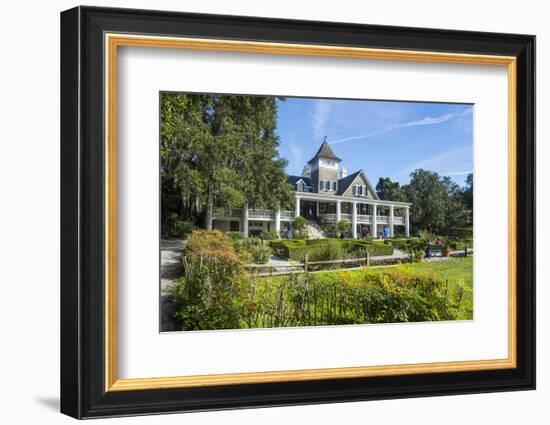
352 184 368 197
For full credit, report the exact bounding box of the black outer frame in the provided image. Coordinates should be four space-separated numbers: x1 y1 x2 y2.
60 6 536 419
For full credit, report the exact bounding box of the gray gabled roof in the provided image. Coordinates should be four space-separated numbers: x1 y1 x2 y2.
337 169 379 200
288 175 312 186
307 141 342 164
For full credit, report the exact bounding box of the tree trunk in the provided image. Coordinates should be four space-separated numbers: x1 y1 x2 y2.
205 198 213 231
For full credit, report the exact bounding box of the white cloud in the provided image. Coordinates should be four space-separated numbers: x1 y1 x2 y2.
311 100 331 142
330 107 473 145
288 143 303 174
393 146 471 180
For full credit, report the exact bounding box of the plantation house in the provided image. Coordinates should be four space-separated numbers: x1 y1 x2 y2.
213 140 411 238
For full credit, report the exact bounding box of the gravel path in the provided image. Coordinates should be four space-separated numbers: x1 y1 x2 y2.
160 239 185 332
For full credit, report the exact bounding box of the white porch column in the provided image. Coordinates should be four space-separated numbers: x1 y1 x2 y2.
274 209 281 238
371 204 377 238
242 204 249 237
295 196 301 218
389 205 395 237
352 202 357 239
405 207 410 237
336 200 341 222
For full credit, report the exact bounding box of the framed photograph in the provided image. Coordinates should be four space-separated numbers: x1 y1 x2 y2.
60 6 535 419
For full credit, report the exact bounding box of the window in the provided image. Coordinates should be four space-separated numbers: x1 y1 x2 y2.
325 180 330 191
296 181 304 192
352 186 357 195
357 185 363 196
332 181 337 191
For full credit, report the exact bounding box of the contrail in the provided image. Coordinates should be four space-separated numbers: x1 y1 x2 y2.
330 107 472 145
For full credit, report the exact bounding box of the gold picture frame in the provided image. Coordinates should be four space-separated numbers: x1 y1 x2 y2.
104 33 517 392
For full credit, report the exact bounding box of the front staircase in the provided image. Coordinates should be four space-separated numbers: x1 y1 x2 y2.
305 220 328 239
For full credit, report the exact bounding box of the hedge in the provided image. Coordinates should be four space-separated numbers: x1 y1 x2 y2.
445 227 473 238
268 240 306 258
269 238 393 261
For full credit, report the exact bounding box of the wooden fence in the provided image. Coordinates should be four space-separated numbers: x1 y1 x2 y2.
245 253 370 277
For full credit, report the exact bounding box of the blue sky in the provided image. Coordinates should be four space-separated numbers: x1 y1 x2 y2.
275 97 473 186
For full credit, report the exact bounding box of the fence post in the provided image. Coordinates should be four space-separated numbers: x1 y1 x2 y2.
464 246 468 257
304 253 308 273
366 252 370 267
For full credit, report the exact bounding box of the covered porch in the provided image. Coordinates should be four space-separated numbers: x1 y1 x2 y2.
294 193 410 238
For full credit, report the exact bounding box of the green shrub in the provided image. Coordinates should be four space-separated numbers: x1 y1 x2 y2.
305 238 341 245
441 237 473 251
291 216 309 239
337 220 352 236
259 229 279 241
270 238 393 261
249 243 272 264
346 240 394 256
226 231 245 242
230 237 273 264
268 239 306 257
176 220 196 239
445 227 473 238
173 230 246 330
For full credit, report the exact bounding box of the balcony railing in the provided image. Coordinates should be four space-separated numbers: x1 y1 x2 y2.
249 209 274 219
214 208 295 221
319 213 337 222
357 214 371 222
340 213 353 221
280 210 295 220
213 208 243 218
394 216 405 225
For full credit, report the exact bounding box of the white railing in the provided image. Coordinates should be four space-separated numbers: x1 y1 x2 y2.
249 209 275 219
357 214 372 222
340 213 353 221
280 210 295 220
213 208 243 218
319 213 337 222
394 216 405 225
377 216 390 224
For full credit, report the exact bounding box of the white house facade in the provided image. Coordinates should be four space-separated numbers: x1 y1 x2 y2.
213 140 411 238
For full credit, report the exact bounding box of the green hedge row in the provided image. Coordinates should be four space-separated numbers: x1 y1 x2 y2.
444 227 473 238
269 239 393 261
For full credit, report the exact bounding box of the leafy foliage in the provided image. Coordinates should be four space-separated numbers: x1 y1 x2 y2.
236 264 469 329
337 219 352 234
259 229 279 241
160 93 293 236
376 177 407 201
291 216 309 239
173 230 245 330
376 172 473 235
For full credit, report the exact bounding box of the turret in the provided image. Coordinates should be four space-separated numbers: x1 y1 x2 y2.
308 137 341 193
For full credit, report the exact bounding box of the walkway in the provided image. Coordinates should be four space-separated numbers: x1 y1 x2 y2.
160 239 185 332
